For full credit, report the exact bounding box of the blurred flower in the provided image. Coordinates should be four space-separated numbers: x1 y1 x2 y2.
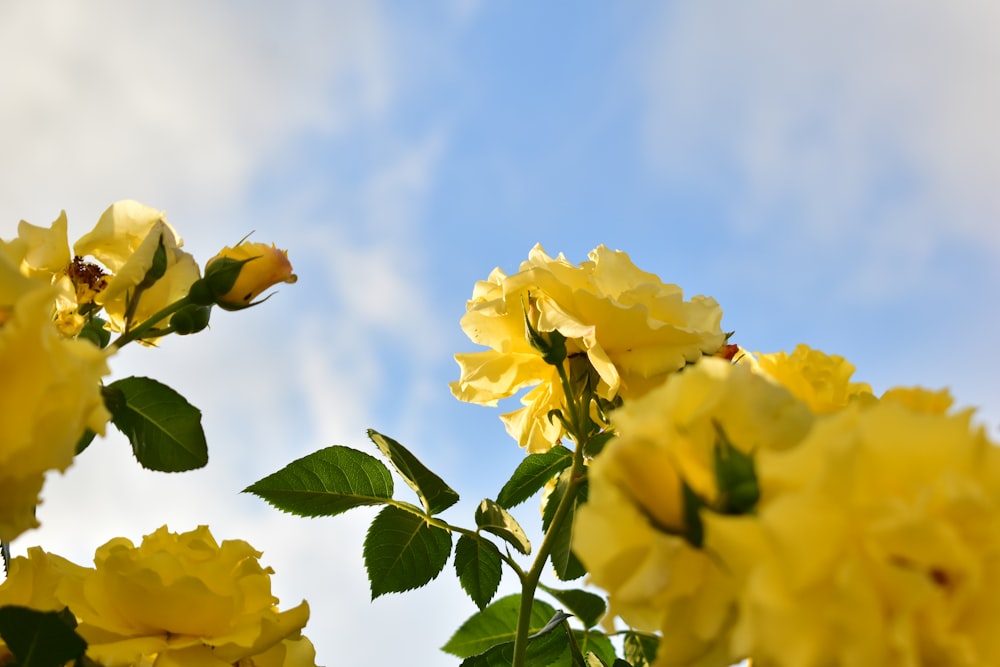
0 251 111 541
573 358 812 666
879 385 955 415
756 344 874 414
717 401 1000 667
451 244 726 452
5 525 316 667
74 200 200 335
204 241 297 309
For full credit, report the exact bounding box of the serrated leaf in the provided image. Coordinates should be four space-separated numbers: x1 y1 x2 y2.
624 632 660 667
455 535 503 610
584 653 608 667
540 585 606 629
363 506 451 598
442 594 557 658
244 446 393 517
0 606 87 667
542 470 588 580
104 377 207 472
496 445 573 508
367 429 459 515
475 499 530 555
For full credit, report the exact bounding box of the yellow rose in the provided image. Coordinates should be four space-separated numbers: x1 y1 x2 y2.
451 244 726 452
755 343 874 414
879 385 955 415
0 252 111 541
573 359 812 666
726 402 1000 667
74 200 200 335
47 525 315 667
204 241 297 308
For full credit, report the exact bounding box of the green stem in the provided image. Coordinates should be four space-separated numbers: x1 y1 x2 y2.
511 362 589 666
109 296 192 349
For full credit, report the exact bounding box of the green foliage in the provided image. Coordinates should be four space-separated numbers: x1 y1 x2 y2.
542 469 588 580
540 585 606 629
496 445 573 509
475 499 531 555
713 422 760 514
623 631 660 667
244 446 393 517
574 631 616 666
367 429 459 515
77 317 110 349
454 535 503 610
0 606 86 667
102 376 207 472
442 594 558 659
74 428 97 455
363 506 452 599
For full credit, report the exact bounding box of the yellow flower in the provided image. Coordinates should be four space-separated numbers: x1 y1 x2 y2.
451 244 726 452
756 343 874 414
0 252 111 541
573 359 812 666
879 385 955 415
74 200 200 334
204 241 297 308
725 402 1000 667
46 525 315 667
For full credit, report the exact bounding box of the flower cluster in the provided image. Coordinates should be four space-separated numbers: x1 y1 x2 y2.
0 526 315 666
450 244 1000 666
569 336 1000 666
0 201 310 664
0 202 298 543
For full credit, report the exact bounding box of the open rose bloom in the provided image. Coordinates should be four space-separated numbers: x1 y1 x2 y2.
451 244 726 452
0 526 316 667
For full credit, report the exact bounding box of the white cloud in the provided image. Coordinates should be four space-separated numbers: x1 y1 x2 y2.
0 1 391 225
641 1 1000 298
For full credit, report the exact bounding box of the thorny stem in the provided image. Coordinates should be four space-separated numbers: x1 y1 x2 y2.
511 361 590 667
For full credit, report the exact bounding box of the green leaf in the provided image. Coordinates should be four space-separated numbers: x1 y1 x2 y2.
623 632 660 667
459 627 568 667
542 469 588 580
367 429 459 515
582 430 615 458
74 428 97 455
576 631 616 666
244 446 394 517
363 506 452 599
442 594 557 659
584 653 608 667
138 235 168 288
454 535 503 610
475 499 530 555
712 421 759 514
0 606 87 667
496 445 573 509
103 377 207 472
540 585 606 629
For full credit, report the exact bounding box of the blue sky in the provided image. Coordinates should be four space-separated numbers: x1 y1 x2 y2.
3 2 999 665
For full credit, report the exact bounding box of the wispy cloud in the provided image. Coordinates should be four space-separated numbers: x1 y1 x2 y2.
640 1 1000 300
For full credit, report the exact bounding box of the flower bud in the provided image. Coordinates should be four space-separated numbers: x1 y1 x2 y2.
203 242 297 309
170 304 212 334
